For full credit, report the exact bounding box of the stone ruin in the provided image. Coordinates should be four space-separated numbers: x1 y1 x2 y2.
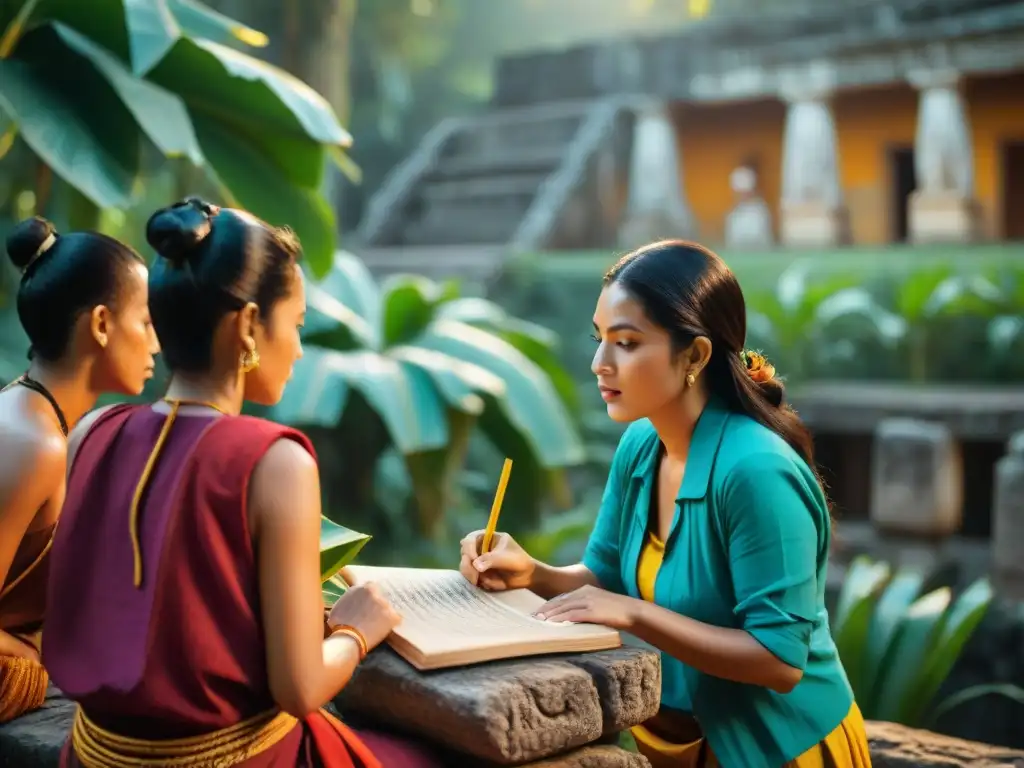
4 644 1024 766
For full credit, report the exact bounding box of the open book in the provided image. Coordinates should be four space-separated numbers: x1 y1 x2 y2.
336 565 622 671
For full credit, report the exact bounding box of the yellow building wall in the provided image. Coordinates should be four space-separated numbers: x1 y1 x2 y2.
833 85 918 245
671 73 1024 246
672 99 786 245
967 71 1024 239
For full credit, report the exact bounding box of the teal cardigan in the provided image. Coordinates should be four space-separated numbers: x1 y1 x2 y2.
582 398 854 767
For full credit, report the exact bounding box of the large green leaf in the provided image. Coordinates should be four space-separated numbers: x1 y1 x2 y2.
380 274 458 348
191 114 336 277
44 22 203 164
908 578 993 725
165 0 268 48
303 282 374 352
862 568 925 713
831 556 891 701
871 588 952 723
0 58 135 208
314 251 381 339
7 0 177 76
436 298 579 416
389 345 501 416
320 516 370 582
148 35 348 189
922 275 1007 319
413 319 584 468
896 266 953 321
272 346 449 454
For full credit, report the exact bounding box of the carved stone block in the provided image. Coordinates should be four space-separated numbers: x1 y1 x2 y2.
870 418 963 536
992 431 1024 585
908 193 981 244
780 201 849 247
333 647 661 765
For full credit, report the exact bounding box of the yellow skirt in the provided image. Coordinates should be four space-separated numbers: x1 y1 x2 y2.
630 702 872 767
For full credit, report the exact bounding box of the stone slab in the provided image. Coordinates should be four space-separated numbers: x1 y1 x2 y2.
867 720 1024 767
333 647 661 766
0 685 70 767
507 744 650 768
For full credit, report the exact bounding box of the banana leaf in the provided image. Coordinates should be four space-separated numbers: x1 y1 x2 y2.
320 516 369 583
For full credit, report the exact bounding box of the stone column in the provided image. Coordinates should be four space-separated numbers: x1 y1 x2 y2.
779 87 849 247
907 69 981 243
992 431 1024 591
617 100 696 249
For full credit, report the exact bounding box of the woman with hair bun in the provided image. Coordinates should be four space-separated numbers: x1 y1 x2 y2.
0 218 158 723
43 198 440 767
460 241 872 767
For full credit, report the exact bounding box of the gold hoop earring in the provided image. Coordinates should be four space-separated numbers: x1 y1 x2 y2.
240 348 260 374
685 372 696 388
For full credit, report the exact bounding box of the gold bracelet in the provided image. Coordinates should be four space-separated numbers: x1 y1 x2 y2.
330 625 368 661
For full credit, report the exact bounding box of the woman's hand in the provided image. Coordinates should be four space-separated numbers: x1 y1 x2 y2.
534 585 641 631
327 583 402 651
459 530 535 591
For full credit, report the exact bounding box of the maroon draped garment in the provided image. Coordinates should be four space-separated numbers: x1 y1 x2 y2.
43 405 439 767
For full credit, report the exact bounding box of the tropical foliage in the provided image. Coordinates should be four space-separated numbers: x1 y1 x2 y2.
0 0 350 276
830 556 1002 727
495 248 1024 391
271 251 583 548
745 261 1024 384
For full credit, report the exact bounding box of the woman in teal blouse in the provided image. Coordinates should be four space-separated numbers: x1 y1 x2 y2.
460 241 871 768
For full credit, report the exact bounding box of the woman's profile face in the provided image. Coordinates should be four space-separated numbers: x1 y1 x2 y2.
244 264 305 407
97 263 159 396
590 282 688 423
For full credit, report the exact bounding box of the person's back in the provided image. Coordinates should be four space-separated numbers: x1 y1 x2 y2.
0 217 157 723
43 198 441 768
46 406 294 740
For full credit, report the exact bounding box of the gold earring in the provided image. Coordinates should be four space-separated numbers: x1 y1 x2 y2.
686 372 696 387
240 348 260 374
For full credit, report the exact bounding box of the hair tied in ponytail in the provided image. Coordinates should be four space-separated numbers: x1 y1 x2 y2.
739 349 776 384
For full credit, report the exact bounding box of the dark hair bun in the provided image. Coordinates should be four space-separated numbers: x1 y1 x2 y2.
757 378 785 408
146 197 216 267
7 216 58 271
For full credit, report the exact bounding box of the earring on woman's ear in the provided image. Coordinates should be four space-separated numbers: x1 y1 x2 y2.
685 371 696 387
240 347 260 374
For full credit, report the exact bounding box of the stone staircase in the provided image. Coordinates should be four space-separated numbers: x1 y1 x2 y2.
353 98 634 283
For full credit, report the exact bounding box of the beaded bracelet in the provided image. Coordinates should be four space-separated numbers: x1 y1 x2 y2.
330 624 369 661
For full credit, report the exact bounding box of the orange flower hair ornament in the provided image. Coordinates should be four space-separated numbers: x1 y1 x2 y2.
740 349 776 384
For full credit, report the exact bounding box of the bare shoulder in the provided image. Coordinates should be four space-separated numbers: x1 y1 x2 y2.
0 418 66 518
0 414 66 478
249 437 320 528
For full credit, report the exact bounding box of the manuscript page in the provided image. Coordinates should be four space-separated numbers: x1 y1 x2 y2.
342 566 621 669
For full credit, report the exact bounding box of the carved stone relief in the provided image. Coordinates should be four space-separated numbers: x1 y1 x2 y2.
870 418 963 536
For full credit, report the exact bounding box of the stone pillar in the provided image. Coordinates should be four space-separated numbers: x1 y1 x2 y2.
992 431 1024 588
870 418 963 537
779 88 849 247
907 69 981 243
617 100 695 249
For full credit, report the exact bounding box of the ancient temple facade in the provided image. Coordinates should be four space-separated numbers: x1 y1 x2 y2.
356 0 1024 271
